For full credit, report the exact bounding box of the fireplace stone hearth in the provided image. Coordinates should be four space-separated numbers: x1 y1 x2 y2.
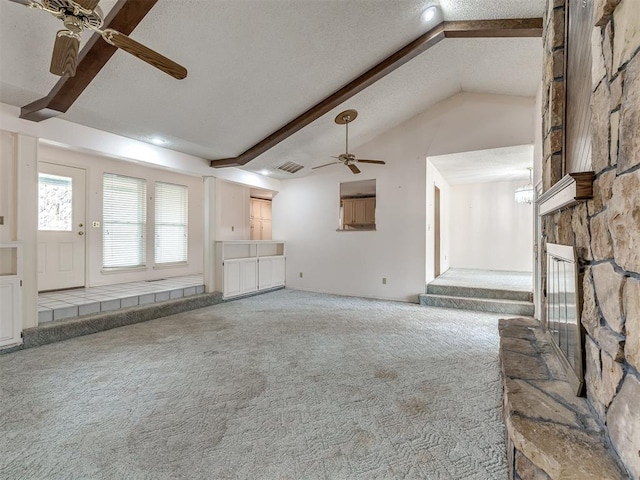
499 317 628 479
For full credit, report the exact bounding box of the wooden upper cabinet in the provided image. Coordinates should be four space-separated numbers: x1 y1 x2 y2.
250 198 272 240
250 198 272 220
343 197 375 226
261 201 272 220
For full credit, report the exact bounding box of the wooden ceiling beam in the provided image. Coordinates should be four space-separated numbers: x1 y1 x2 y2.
20 0 158 122
443 18 544 38
210 17 543 168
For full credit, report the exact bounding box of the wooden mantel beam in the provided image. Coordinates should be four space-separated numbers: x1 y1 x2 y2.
210 17 543 168
20 0 158 122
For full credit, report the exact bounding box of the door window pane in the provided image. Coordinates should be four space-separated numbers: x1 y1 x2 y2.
38 173 72 231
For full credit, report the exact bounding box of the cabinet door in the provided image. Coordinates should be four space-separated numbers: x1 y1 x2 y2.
0 279 21 347
223 261 243 297
261 219 272 240
364 198 375 225
354 199 366 224
223 258 258 297
343 199 355 225
241 258 258 293
260 201 272 220
250 219 260 240
258 256 285 290
271 256 285 286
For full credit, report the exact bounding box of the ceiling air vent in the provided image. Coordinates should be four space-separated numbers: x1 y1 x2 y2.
276 161 304 174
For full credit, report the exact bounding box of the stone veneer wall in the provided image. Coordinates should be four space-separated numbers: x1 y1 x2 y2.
540 0 640 478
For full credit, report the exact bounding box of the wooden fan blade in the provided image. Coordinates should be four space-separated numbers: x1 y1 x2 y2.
356 159 386 164
348 164 361 174
50 33 79 77
73 0 100 10
102 30 188 80
312 162 340 170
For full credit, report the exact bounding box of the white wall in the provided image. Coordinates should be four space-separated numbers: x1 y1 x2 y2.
449 180 533 272
273 92 535 302
215 179 250 240
39 144 205 287
273 158 426 303
0 131 16 243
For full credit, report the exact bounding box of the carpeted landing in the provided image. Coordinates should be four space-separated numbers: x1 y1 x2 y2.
0 290 508 479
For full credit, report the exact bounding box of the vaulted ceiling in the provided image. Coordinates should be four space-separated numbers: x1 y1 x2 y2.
0 0 544 179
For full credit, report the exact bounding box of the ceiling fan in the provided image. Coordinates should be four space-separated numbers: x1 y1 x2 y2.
9 0 187 79
312 109 386 174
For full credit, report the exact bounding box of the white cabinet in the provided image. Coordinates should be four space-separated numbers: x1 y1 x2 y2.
216 241 285 299
223 258 258 297
0 243 22 348
258 256 285 290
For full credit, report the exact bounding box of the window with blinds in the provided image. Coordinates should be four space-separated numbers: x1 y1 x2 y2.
103 173 147 269
154 182 188 265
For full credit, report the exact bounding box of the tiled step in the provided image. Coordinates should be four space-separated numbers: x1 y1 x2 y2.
23 292 224 350
38 280 205 323
426 283 533 302
419 293 535 316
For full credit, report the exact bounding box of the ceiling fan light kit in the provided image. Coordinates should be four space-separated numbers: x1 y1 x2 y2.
312 109 386 175
11 0 187 79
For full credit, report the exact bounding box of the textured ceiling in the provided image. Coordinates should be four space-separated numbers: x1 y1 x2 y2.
429 144 534 184
0 0 545 180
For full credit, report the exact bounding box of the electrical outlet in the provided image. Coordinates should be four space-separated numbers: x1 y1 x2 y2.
231 226 235 232
0 216 4 225
299 272 303 278
382 277 387 285
92 221 100 228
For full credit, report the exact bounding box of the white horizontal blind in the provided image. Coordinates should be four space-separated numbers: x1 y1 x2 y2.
103 173 147 268
155 182 188 264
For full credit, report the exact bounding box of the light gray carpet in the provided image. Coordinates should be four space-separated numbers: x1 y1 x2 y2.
430 269 532 292
0 290 508 479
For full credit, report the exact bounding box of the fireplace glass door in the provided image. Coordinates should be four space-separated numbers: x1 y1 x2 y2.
547 243 583 393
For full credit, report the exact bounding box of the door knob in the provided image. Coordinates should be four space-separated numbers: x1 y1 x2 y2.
78 231 84 236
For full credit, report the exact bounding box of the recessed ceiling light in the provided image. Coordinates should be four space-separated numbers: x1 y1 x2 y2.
421 6 438 23
150 136 166 145
261 169 270 176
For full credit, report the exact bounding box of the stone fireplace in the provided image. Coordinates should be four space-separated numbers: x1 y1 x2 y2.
500 0 640 478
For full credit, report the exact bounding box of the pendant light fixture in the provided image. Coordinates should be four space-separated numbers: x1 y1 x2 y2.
515 167 534 204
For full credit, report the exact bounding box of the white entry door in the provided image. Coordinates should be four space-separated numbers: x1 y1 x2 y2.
38 162 86 291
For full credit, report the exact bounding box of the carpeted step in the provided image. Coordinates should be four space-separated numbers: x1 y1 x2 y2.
426 283 533 302
418 293 534 316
